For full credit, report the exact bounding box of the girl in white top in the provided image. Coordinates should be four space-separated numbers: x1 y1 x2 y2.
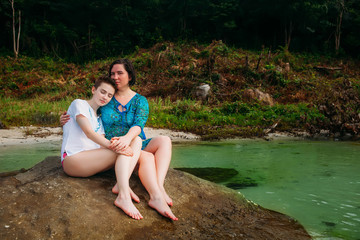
61 76 177 221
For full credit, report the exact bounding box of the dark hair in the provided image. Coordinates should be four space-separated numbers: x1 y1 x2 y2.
108 59 136 86
94 75 117 92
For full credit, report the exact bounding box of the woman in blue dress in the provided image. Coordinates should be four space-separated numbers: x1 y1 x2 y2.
61 59 176 220
103 59 174 206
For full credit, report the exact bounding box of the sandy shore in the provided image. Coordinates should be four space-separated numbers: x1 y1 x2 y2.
0 126 200 146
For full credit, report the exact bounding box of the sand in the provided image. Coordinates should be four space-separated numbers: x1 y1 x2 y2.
0 126 200 146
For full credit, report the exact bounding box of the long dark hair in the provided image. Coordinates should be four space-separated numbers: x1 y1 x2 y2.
108 59 136 86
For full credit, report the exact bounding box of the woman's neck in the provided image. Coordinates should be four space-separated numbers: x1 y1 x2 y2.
115 87 133 98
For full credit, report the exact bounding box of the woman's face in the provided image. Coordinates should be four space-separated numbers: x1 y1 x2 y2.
110 64 130 89
92 82 115 106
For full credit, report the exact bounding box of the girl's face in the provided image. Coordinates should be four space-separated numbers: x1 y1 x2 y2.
92 82 115 106
110 64 130 89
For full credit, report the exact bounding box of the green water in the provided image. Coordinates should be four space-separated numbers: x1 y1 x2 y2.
1 139 359 239
171 140 360 240
0 141 61 172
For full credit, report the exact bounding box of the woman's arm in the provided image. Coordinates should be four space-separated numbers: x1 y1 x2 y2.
60 111 70 126
118 126 141 145
110 96 148 149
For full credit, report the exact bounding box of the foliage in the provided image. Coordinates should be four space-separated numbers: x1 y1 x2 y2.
0 41 359 139
0 0 359 62
148 98 325 139
0 95 72 127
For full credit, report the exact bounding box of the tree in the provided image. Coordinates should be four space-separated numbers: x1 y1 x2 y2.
334 0 345 55
9 0 21 59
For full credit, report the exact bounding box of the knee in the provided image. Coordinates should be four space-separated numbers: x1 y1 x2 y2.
140 151 155 163
131 136 142 149
158 135 172 147
133 136 142 144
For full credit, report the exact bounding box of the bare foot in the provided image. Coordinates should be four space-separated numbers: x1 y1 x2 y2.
114 196 143 220
112 184 140 203
160 187 173 207
148 197 178 221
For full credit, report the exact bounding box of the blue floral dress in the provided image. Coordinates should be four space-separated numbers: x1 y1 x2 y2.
100 93 151 150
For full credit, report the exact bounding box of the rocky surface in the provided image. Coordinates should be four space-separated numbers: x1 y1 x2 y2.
0 156 311 240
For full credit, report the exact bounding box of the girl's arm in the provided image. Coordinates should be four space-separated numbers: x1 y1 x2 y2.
76 114 111 148
77 115 133 156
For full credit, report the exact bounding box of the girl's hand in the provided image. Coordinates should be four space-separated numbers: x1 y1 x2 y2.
60 111 70 126
110 137 133 156
115 146 134 156
109 136 132 149
109 137 126 150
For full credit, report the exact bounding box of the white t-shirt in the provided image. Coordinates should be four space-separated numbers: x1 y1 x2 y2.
61 99 105 162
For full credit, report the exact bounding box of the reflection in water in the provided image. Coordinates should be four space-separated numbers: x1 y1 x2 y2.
174 167 238 183
0 139 359 239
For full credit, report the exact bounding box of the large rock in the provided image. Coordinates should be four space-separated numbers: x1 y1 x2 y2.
243 88 275 106
0 157 310 240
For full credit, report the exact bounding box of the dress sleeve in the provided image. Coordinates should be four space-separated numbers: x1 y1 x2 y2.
71 100 90 119
132 95 149 129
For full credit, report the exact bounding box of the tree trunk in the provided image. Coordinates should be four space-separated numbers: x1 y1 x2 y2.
10 0 21 59
284 20 293 51
335 0 345 55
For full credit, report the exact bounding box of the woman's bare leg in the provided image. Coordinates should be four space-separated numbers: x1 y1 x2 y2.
137 151 178 221
144 136 173 206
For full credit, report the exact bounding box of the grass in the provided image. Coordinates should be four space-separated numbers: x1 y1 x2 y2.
0 95 72 127
147 98 325 139
0 95 324 139
0 41 359 139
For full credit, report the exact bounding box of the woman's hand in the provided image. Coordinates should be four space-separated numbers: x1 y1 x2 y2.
115 146 134 156
60 111 70 126
109 136 132 149
109 137 134 156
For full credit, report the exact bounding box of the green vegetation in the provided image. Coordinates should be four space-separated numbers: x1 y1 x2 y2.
1 1 360 61
149 98 325 139
1 41 359 139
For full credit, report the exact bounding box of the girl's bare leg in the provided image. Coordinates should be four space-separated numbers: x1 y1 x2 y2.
144 136 173 206
112 137 142 203
113 154 143 220
138 151 178 221
62 148 118 177
113 137 143 219
63 139 143 219
112 185 140 203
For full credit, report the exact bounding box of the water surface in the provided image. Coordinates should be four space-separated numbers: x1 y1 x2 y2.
171 139 360 240
0 141 60 172
0 139 359 239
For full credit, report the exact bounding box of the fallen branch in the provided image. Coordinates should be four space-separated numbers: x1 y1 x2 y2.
264 119 281 134
314 66 343 71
